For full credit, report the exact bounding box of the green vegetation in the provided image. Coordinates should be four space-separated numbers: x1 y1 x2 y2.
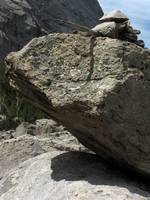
0 65 46 130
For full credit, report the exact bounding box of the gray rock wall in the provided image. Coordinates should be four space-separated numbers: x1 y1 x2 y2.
0 0 103 61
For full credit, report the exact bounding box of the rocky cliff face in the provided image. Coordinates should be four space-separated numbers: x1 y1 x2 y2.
6 33 150 177
0 0 103 62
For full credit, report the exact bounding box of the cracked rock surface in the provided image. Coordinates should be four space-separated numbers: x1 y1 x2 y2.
6 33 150 176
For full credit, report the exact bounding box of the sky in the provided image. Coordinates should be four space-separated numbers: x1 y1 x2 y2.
98 0 150 47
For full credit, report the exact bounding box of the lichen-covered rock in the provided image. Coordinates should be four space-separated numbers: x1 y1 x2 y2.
0 0 103 128
6 33 150 176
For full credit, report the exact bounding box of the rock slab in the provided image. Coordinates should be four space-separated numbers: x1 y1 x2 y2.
0 151 150 200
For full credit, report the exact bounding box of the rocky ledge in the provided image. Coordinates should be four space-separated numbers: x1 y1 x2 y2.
5 33 150 177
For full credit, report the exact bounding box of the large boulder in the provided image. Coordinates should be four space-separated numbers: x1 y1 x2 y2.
0 0 103 62
0 0 103 128
6 33 150 176
0 151 150 200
